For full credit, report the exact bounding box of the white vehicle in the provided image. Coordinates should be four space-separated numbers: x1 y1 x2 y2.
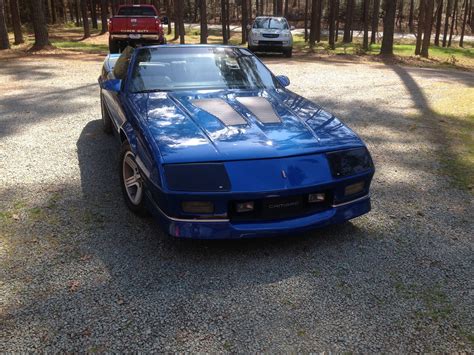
247 17 294 57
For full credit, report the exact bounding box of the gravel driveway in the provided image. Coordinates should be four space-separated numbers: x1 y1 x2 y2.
1 51 473 352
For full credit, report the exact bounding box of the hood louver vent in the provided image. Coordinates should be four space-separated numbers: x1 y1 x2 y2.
192 98 247 126
236 96 281 124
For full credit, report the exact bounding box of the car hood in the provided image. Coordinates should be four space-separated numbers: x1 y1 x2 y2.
130 89 363 164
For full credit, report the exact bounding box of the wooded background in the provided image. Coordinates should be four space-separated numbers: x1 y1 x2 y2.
0 0 473 56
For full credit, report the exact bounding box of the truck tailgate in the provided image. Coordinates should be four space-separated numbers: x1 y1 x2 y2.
111 17 158 33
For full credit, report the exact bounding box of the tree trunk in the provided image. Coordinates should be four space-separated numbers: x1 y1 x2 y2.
44 0 51 23
100 0 108 33
316 0 321 41
29 0 52 50
9 0 24 44
309 0 319 46
4 0 9 28
174 0 179 39
459 0 469 45
75 0 81 26
178 0 184 44
277 0 283 15
335 0 340 41
328 0 336 49
448 0 457 46
90 0 98 29
166 0 171 34
200 0 207 43
343 0 354 43
242 0 248 44
362 0 370 50
469 0 474 32
434 0 443 44
408 0 414 31
110 0 115 16
371 0 380 43
442 0 451 45
58 0 67 22
50 0 57 23
284 0 288 15
304 0 308 41
248 0 252 33
397 0 404 30
0 0 9 50
226 0 230 39
221 0 228 43
415 0 425 54
380 0 397 55
68 0 74 23
81 0 90 38
421 0 434 56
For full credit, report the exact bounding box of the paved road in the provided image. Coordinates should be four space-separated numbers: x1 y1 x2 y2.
0 51 473 352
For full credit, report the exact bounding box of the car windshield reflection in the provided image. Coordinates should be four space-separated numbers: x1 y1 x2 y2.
130 47 278 93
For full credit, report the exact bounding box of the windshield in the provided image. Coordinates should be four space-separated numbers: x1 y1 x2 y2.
117 6 156 16
253 17 289 30
130 47 277 92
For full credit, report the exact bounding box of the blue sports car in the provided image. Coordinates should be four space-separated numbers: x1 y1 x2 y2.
98 45 374 239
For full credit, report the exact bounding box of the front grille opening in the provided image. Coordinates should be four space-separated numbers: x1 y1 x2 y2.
258 40 284 46
229 191 333 222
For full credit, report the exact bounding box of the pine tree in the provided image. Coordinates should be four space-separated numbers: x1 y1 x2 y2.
380 0 397 55
0 0 9 50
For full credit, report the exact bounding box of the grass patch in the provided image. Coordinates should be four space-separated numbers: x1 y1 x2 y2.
51 40 108 53
410 286 454 323
393 280 455 323
28 206 44 221
370 42 473 59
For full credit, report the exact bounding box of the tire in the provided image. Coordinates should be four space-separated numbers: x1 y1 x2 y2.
284 48 293 58
109 37 120 54
119 142 148 216
100 92 113 135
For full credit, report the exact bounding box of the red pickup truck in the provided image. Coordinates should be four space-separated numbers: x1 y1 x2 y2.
108 4 166 53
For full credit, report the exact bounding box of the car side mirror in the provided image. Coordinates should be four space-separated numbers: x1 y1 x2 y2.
161 16 169 25
290 25 295 30
101 79 122 93
276 75 290 87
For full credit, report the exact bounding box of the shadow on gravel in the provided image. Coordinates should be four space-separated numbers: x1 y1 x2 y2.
0 83 97 139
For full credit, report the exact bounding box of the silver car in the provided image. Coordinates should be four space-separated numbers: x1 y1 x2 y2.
247 17 294 57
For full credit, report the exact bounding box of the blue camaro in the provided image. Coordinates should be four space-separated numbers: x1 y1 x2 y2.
98 45 374 239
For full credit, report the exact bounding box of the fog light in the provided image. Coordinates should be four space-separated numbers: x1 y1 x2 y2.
344 181 365 196
236 201 254 213
308 193 325 203
181 201 214 214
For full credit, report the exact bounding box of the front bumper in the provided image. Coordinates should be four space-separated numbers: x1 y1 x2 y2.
146 193 371 239
249 40 292 52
